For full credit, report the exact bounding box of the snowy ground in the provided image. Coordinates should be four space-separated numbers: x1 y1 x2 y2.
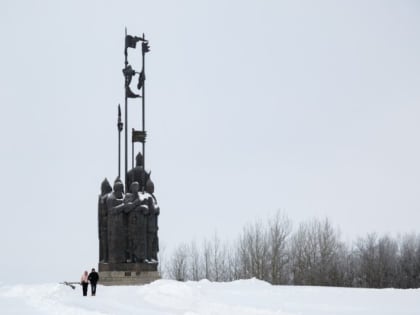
0 279 418 315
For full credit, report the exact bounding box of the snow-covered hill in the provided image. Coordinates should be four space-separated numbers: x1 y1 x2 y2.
0 279 418 315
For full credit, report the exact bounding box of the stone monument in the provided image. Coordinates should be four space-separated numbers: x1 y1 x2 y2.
97 30 160 285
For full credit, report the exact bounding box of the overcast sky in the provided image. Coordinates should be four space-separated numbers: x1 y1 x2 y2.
1 0 420 284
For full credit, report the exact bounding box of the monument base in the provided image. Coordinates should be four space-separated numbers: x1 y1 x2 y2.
98 262 160 286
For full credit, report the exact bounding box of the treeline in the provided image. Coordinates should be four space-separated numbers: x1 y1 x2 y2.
161 212 420 288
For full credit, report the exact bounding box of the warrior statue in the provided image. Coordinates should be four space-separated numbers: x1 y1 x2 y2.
98 178 112 262
127 152 150 190
97 32 161 285
146 178 160 262
125 181 149 262
107 179 127 263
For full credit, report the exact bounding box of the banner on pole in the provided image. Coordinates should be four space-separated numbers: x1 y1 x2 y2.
132 129 147 143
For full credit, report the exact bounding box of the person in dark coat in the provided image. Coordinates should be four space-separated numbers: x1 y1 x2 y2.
88 268 99 296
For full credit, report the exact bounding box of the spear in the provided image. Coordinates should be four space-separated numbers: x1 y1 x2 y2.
117 104 123 178
123 29 144 187
141 34 150 192
124 27 128 190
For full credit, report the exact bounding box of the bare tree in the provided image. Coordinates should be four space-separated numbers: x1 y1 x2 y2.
236 220 270 280
290 219 319 285
202 238 215 280
317 218 344 286
377 235 398 288
157 242 167 278
356 233 379 287
189 240 202 281
168 243 189 281
398 234 420 288
164 212 420 289
267 211 292 284
212 233 223 281
225 244 240 281
290 218 343 286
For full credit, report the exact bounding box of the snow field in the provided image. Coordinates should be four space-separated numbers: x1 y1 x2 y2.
0 278 419 315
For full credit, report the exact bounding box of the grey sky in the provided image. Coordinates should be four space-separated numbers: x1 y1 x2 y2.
1 0 420 284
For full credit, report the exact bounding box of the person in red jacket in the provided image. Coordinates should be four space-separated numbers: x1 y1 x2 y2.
88 268 99 296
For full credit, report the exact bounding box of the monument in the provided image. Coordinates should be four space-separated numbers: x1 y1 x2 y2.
97 30 160 285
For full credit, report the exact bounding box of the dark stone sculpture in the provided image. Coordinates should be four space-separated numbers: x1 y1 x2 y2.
146 195 160 261
107 180 127 263
145 176 155 194
127 152 150 190
98 168 160 265
98 178 112 262
98 32 159 282
125 182 149 262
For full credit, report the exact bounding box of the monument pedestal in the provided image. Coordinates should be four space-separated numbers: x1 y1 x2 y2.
98 262 160 285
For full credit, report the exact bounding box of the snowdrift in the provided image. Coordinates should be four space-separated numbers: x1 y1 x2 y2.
0 278 418 315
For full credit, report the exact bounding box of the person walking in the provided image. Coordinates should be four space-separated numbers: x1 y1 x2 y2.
80 270 89 296
88 268 99 296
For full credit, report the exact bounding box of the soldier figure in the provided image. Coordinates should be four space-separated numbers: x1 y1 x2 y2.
146 193 160 262
127 152 150 190
125 181 149 262
98 178 112 262
107 179 127 263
